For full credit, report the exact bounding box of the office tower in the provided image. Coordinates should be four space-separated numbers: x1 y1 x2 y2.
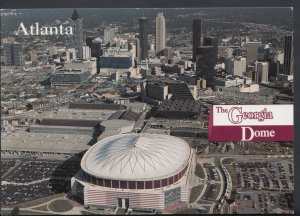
66 48 76 62
226 47 233 59
200 79 207 89
86 36 96 48
128 42 136 66
268 61 280 78
225 56 247 76
233 47 243 57
91 38 102 57
275 51 284 64
70 10 84 58
257 46 266 61
283 35 294 75
197 79 207 89
164 47 172 60
139 17 148 60
145 82 169 101
192 19 202 62
104 27 116 45
255 61 269 83
263 45 272 62
90 37 102 74
246 41 262 65
3 43 22 66
82 46 91 59
155 12 166 55
203 36 218 64
196 46 215 82
115 38 127 48
134 37 141 60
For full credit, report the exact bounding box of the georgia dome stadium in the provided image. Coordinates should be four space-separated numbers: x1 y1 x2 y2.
71 133 195 213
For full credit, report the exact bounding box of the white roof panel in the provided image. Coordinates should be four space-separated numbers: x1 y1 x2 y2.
81 133 191 181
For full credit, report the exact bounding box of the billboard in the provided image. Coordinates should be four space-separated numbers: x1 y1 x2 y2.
208 105 293 142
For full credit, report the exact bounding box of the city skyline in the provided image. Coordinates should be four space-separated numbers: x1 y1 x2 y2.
1 7 294 215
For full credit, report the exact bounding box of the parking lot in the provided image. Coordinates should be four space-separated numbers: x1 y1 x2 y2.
1 158 80 206
4 161 62 183
236 191 293 214
1 181 57 206
235 160 293 192
1 160 17 177
202 85 277 105
221 157 294 214
203 163 220 181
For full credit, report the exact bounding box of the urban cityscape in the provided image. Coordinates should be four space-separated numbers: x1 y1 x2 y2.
1 8 294 215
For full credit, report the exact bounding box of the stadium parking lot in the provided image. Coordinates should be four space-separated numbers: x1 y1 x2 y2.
235 161 293 191
1 158 80 206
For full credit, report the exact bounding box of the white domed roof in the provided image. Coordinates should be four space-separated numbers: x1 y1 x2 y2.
81 133 191 181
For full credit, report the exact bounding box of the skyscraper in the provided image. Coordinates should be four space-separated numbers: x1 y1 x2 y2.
139 17 148 60
225 56 247 77
3 43 22 66
163 47 172 61
203 36 218 64
70 10 84 58
133 37 141 60
246 41 262 65
82 45 91 59
91 38 102 57
104 27 116 45
86 36 96 48
192 19 202 62
127 37 140 63
196 46 215 82
155 12 166 55
283 35 294 75
255 61 269 83
91 37 103 74
268 61 280 78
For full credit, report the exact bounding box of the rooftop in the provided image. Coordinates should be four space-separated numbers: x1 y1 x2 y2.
69 103 127 110
35 108 115 121
81 133 191 181
2 131 91 153
40 118 101 127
